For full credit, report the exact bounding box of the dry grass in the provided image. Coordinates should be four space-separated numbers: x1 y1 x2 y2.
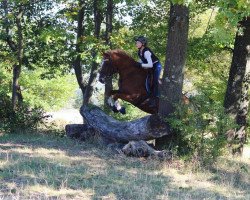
0 133 249 200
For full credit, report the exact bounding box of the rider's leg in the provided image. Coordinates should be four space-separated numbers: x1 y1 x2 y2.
149 62 162 107
153 62 162 97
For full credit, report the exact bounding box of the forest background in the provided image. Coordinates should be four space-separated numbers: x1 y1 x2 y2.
0 0 250 199
1 0 250 155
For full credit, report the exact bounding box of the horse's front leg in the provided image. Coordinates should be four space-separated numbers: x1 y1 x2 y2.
106 90 119 107
106 90 127 114
109 93 139 115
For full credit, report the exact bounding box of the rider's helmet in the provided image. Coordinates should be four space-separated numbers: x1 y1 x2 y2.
134 36 147 46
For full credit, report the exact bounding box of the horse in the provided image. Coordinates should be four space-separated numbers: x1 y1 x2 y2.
99 49 158 114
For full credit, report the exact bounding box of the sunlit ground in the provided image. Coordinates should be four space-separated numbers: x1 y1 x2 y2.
0 133 249 200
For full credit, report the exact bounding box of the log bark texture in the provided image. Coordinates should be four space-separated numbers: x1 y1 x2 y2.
65 124 89 139
65 105 172 159
80 105 171 143
122 140 172 159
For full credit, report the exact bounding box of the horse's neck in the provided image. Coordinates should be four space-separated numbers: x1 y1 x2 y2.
115 59 135 78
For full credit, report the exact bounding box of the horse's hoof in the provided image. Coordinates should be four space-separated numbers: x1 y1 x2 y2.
119 107 126 114
112 106 119 113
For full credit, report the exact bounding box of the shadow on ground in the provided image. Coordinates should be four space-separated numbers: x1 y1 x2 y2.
0 133 249 200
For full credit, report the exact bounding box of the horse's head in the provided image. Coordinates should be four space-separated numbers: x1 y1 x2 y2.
99 49 138 84
99 52 117 84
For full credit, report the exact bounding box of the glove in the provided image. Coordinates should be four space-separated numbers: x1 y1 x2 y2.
135 62 142 68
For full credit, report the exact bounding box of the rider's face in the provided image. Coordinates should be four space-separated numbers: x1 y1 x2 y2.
136 41 143 49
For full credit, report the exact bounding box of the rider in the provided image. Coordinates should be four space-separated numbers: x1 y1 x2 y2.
135 36 162 106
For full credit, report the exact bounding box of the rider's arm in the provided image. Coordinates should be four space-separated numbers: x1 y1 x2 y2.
141 51 153 68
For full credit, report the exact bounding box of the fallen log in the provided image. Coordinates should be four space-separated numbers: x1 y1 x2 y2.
65 105 172 159
80 105 171 143
122 140 172 160
65 124 95 141
65 124 88 139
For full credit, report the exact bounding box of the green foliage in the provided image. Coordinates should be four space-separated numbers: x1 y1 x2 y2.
0 65 77 133
186 7 234 103
0 0 248 141
216 0 250 26
128 0 169 61
111 27 135 55
78 35 110 69
167 93 237 163
20 69 77 111
0 94 46 133
209 13 236 47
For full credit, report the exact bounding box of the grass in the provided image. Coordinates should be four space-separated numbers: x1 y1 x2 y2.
0 132 249 200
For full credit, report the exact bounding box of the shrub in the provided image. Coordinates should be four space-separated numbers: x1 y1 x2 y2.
0 94 47 133
166 93 237 163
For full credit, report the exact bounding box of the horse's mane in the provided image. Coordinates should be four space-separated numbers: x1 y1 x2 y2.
108 49 136 63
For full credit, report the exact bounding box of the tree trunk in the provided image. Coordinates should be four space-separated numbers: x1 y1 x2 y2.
83 0 103 105
104 0 113 107
224 17 250 154
74 0 86 99
12 65 23 110
83 54 99 105
12 5 24 110
156 4 189 147
159 3 189 117
104 0 113 46
3 0 23 110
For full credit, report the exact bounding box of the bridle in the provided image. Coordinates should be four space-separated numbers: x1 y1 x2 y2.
101 57 118 78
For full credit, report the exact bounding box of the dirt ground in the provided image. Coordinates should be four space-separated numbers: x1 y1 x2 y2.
47 108 83 124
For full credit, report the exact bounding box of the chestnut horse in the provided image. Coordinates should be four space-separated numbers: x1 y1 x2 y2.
99 49 158 114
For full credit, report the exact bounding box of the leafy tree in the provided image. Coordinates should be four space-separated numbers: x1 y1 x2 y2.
83 0 104 105
212 0 250 153
0 0 78 131
72 0 87 100
224 17 250 154
1 0 25 110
